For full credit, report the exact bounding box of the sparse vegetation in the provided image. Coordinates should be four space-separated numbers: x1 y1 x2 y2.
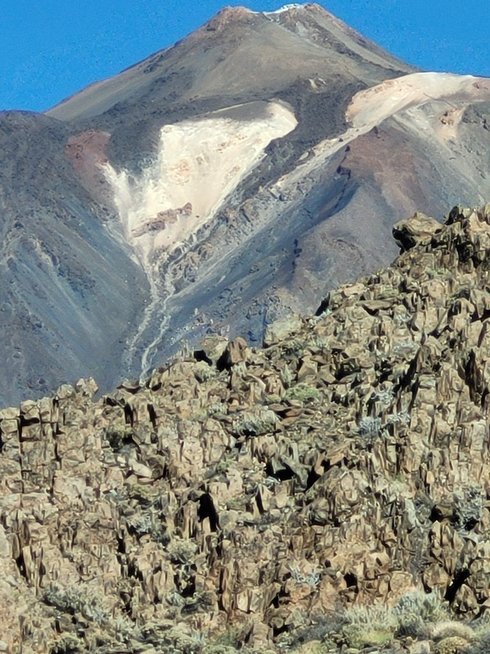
43 584 139 645
167 537 198 564
233 407 279 436
289 563 321 588
104 425 135 452
394 590 449 637
276 592 472 653
50 634 84 654
454 485 483 530
340 604 398 649
357 415 382 437
385 409 411 426
126 510 167 542
284 383 321 403
194 361 218 383
358 409 410 438
7 205 490 652
373 387 395 407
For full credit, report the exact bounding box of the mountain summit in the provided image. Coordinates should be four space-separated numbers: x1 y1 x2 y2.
0 4 489 403
47 3 412 123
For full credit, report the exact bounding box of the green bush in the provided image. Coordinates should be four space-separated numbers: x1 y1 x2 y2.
49 635 84 654
233 408 279 436
341 604 398 649
284 383 321 403
394 590 449 638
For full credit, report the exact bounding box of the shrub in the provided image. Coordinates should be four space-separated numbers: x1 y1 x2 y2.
167 537 198 564
393 340 419 356
385 410 411 426
468 632 490 654
194 361 217 383
286 613 345 651
373 388 395 408
434 636 473 654
126 510 167 544
206 402 227 418
43 584 109 624
202 646 237 654
126 482 159 507
431 621 475 642
394 590 449 637
341 604 398 649
284 383 321 403
282 338 305 356
43 583 137 640
358 410 410 440
141 623 206 652
49 635 84 654
289 563 321 588
233 408 279 436
358 416 382 438
454 485 483 530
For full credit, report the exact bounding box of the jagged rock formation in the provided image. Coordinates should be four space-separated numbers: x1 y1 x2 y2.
2 205 490 652
1 4 490 404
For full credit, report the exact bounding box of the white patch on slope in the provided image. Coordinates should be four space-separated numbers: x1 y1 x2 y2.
104 72 490 377
104 100 297 267
104 100 297 375
347 72 490 128
272 72 490 195
263 4 305 14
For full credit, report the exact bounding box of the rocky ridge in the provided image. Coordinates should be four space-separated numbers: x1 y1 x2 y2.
2 205 490 652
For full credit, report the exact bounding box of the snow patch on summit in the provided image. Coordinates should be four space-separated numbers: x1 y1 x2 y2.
246 3 306 15
264 4 305 14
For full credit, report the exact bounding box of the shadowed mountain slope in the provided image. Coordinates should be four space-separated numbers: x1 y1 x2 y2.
0 111 147 401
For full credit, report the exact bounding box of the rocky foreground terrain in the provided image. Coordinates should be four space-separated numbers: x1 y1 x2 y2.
2 204 490 652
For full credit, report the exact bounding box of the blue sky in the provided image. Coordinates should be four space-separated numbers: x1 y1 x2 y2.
1 1 489 112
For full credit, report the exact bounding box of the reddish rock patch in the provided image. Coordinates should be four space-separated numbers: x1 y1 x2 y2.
66 129 111 201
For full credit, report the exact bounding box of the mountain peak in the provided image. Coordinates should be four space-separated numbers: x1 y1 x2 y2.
264 2 334 16
261 3 310 14
221 3 311 13
203 5 255 29
206 4 323 27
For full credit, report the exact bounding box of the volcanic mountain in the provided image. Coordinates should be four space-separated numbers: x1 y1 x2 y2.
1 3 490 403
